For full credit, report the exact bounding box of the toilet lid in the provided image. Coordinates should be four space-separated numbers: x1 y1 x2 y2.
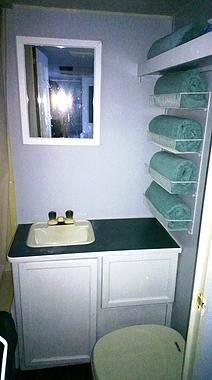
91 325 185 380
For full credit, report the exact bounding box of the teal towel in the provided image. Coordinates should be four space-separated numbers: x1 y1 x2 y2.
147 23 205 59
150 151 197 193
154 69 208 108
149 115 203 152
145 181 191 229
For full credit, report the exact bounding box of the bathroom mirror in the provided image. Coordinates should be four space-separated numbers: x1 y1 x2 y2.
16 36 102 145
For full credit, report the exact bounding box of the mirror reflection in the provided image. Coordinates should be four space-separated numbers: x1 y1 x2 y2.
25 45 94 139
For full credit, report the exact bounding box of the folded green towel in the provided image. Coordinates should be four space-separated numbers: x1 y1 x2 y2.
149 115 203 152
147 23 205 59
150 151 197 193
154 69 208 108
145 181 191 229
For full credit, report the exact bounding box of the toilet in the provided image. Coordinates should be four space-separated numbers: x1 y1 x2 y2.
91 324 185 380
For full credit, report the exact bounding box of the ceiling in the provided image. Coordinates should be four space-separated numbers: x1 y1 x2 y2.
1 0 192 16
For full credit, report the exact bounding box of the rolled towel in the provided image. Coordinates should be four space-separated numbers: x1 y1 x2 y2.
149 114 203 152
147 23 205 59
154 69 208 108
145 181 191 229
149 151 197 193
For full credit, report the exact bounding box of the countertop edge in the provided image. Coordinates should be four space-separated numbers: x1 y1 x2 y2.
8 247 182 263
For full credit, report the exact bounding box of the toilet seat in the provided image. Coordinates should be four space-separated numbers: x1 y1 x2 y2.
91 325 185 380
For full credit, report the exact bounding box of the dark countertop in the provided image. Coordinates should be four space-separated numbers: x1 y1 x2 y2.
8 218 180 260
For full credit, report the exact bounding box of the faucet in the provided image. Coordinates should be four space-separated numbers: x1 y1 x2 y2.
64 210 74 224
48 211 57 225
48 210 74 226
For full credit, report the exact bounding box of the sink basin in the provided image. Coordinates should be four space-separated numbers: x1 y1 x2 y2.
27 220 95 248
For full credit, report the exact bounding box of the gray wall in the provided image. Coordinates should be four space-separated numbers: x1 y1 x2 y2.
170 0 212 340
170 75 212 338
174 0 212 29
6 6 171 223
174 2 212 371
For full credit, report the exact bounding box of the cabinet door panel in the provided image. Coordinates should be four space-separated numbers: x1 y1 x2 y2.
97 303 168 339
102 252 178 308
18 259 97 369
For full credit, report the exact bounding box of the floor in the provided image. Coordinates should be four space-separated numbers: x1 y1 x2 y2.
16 364 93 380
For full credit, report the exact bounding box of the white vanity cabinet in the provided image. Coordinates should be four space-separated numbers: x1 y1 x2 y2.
97 249 179 338
12 258 98 370
11 247 180 370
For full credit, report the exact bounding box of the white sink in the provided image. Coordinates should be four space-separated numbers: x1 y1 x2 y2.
27 220 95 248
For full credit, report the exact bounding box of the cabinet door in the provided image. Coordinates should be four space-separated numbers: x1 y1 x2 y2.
102 250 178 308
97 303 169 339
17 258 97 369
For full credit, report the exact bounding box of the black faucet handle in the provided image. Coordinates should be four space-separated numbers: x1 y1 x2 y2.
65 210 73 219
48 211 57 220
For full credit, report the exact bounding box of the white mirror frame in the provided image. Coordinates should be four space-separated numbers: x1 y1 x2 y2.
16 36 102 145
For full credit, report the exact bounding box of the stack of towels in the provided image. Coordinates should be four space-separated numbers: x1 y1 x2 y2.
149 151 197 194
147 22 205 59
144 39 208 230
145 181 191 229
149 114 203 152
153 69 208 109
